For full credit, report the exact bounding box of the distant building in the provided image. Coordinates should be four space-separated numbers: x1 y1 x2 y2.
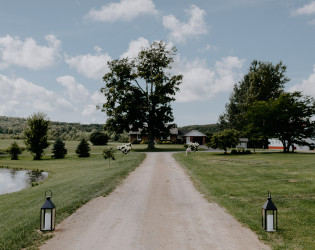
129 126 206 145
236 138 249 150
268 138 315 151
178 129 206 145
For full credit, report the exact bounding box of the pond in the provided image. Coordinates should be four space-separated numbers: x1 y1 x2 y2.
0 168 48 195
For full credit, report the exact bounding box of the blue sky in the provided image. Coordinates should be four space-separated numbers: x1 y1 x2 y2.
0 0 315 126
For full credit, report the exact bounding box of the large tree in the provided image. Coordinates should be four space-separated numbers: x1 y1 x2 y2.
100 41 182 149
246 92 315 152
24 112 50 160
219 60 289 131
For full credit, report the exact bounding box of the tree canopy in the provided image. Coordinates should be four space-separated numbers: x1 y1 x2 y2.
100 41 182 149
219 60 289 131
209 129 240 154
246 92 315 152
24 112 50 160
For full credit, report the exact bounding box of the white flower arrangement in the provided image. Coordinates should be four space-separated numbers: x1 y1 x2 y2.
188 142 199 152
117 143 132 154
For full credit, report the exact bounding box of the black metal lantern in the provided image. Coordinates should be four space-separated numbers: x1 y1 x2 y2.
40 190 56 231
262 191 277 232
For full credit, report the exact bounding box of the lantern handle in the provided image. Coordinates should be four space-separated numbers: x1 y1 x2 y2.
45 190 53 198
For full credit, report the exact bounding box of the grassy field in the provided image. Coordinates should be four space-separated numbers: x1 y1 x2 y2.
174 152 315 250
0 139 188 155
0 143 145 249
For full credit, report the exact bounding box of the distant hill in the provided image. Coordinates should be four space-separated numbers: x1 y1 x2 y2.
0 116 104 140
179 124 223 134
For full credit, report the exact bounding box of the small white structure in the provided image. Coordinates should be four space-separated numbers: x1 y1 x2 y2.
236 138 248 150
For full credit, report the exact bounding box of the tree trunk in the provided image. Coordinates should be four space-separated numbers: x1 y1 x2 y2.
147 132 155 150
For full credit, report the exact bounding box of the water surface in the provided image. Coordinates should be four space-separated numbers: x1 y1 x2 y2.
0 168 48 195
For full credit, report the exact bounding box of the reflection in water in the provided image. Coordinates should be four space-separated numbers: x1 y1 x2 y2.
0 168 48 195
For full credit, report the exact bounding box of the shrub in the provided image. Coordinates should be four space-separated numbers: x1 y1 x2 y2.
76 138 90 157
51 138 67 159
90 131 109 145
231 149 238 154
8 142 21 160
245 149 251 154
103 147 116 161
132 139 140 144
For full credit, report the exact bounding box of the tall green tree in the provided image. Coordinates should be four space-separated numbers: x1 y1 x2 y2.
100 41 182 150
24 112 50 160
219 60 289 131
246 92 315 152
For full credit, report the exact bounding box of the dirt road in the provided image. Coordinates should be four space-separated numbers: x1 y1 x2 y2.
40 152 269 250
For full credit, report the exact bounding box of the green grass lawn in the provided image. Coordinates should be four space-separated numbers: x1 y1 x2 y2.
0 148 145 249
0 139 188 155
174 152 315 250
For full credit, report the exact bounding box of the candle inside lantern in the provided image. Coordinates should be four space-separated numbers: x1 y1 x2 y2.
267 214 274 231
44 211 51 230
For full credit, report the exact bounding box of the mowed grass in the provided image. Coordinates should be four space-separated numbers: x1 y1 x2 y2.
0 139 188 155
0 144 145 249
174 152 315 250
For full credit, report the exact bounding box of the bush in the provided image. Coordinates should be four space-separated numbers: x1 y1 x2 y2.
90 131 109 145
231 149 237 154
132 139 140 144
51 138 67 159
76 138 90 157
8 142 21 160
103 147 116 160
245 149 251 154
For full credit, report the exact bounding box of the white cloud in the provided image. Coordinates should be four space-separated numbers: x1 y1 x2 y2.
0 73 105 121
85 0 157 22
289 65 315 97
163 5 208 43
65 48 111 79
57 75 90 103
174 56 245 102
0 34 61 70
0 74 72 116
292 1 315 16
120 37 150 59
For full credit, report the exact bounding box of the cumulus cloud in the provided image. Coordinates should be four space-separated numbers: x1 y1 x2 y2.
0 34 61 70
56 75 105 117
0 73 105 121
163 5 208 43
0 74 71 116
173 56 245 102
292 1 315 16
85 0 157 22
289 65 315 97
120 37 150 59
65 48 111 79
56 75 90 103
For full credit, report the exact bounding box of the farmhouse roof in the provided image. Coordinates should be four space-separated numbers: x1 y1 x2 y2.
183 130 206 137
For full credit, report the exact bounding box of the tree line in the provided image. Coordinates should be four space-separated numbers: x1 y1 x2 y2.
0 116 104 140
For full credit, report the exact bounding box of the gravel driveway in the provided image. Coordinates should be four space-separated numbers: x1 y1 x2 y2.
40 152 269 250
